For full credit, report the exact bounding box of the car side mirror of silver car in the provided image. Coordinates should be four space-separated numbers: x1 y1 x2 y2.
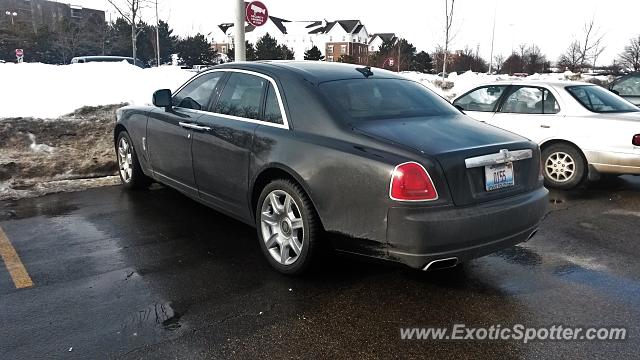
153 89 172 110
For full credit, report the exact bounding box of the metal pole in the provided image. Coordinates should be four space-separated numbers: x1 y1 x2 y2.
234 0 246 61
155 0 160 67
488 6 496 74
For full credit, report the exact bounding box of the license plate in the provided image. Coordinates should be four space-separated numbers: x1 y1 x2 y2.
485 162 514 191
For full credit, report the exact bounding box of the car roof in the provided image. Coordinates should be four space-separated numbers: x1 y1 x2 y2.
471 79 595 89
211 61 404 84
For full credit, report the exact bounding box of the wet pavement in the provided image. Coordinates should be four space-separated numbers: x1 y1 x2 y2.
1 177 639 359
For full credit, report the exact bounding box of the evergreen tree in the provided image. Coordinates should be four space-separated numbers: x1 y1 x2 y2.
176 33 216 67
304 45 324 60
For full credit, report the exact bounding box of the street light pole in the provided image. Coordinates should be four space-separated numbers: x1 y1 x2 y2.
155 0 160 67
234 0 246 61
488 6 496 74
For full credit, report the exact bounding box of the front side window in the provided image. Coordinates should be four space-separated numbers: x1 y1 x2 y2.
213 73 266 119
320 78 459 121
453 85 507 112
499 86 560 114
173 72 223 110
566 85 639 113
611 75 640 96
263 84 284 124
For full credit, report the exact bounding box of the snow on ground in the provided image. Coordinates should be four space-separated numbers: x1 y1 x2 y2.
0 61 615 119
0 62 194 119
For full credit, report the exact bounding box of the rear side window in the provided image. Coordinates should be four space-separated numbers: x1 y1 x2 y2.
173 72 223 110
263 84 284 124
499 86 560 114
566 85 639 113
454 85 507 112
214 73 266 120
320 78 458 121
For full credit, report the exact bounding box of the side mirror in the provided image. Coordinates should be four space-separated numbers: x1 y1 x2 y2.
610 89 620 96
153 89 172 109
454 104 466 113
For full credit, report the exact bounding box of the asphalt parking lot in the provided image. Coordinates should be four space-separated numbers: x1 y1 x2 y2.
1 177 639 359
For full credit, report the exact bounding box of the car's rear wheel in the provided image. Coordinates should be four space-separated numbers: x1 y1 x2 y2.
542 143 586 189
256 179 321 275
116 131 151 190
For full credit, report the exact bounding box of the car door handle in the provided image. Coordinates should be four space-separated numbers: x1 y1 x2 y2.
540 125 551 129
179 122 211 132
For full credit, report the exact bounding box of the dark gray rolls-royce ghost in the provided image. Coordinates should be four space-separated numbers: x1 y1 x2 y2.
114 61 548 274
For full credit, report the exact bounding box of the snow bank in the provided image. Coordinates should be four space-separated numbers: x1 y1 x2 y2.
0 62 194 119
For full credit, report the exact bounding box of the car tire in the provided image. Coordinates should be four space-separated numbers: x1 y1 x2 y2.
542 143 586 190
256 179 321 275
116 131 151 190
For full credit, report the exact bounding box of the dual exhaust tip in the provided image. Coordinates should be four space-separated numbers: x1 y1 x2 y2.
422 229 539 271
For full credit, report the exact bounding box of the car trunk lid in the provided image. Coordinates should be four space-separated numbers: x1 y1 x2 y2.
354 115 541 206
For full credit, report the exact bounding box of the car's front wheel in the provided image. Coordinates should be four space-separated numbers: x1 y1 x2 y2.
542 143 586 189
116 131 151 190
256 179 321 275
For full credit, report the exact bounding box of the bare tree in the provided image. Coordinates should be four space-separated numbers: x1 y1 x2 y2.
618 35 640 71
442 0 455 79
559 41 582 72
107 0 147 61
493 54 504 73
578 18 605 68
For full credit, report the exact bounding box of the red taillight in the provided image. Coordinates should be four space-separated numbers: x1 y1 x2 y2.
633 134 640 147
389 162 438 201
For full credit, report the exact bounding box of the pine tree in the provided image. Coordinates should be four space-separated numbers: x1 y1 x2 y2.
304 45 324 60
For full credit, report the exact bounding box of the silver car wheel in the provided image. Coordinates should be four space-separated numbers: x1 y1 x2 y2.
260 190 304 266
545 151 575 183
118 137 133 183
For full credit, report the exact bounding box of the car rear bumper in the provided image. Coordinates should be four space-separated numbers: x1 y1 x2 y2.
586 150 640 175
386 187 548 269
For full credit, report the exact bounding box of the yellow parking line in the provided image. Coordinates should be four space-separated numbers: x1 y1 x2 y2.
0 226 33 289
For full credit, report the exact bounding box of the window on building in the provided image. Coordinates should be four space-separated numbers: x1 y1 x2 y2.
342 36 346 41
70 7 82 18
327 45 333 54
328 56 334 62
329 36 332 41
341 45 347 53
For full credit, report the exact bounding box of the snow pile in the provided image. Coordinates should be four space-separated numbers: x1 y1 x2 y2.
0 62 194 119
27 133 55 153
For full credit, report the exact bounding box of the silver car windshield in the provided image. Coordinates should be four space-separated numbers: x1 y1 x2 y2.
566 85 639 113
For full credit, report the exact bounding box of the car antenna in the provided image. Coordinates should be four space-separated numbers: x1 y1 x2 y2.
356 66 373 78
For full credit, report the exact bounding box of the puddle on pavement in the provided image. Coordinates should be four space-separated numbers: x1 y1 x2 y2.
496 245 543 266
0 199 79 220
122 302 184 332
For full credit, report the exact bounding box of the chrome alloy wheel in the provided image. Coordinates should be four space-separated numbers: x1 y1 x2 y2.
260 190 304 266
545 151 576 183
117 137 133 183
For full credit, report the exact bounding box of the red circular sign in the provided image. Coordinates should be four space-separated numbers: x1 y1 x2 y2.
246 1 268 27
15 49 23 57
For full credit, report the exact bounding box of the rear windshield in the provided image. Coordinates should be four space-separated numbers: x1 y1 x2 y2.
566 85 639 113
319 78 458 121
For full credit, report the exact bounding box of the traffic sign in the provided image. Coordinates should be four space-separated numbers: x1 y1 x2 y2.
15 49 23 57
246 1 268 27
